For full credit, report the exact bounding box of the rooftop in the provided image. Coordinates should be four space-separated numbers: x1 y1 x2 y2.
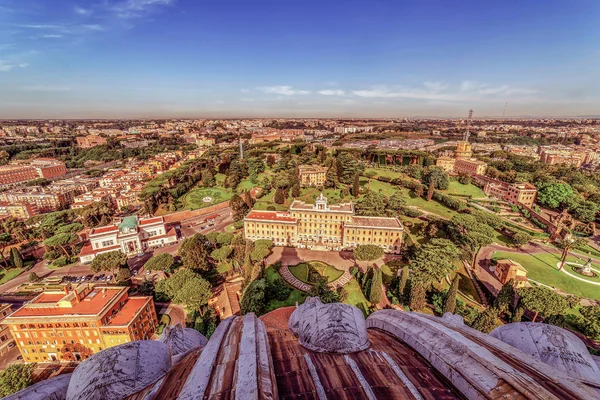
244 210 297 223
105 297 150 327
347 216 404 229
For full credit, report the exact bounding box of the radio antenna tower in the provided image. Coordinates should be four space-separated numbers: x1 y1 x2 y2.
502 102 508 118
464 109 473 142
238 131 244 160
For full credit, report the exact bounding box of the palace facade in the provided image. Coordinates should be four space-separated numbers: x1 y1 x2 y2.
298 165 328 187
244 194 403 253
79 215 178 263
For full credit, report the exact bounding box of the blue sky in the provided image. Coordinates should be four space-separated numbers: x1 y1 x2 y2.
0 0 598 118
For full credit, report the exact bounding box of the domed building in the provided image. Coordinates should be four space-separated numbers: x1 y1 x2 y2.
4 299 600 400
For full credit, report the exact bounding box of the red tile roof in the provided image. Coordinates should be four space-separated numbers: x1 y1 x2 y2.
80 243 121 256
9 288 125 318
244 211 297 223
140 217 164 225
105 297 150 326
90 225 119 235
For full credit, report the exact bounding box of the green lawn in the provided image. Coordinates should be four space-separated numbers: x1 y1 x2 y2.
445 181 486 198
180 187 233 210
364 168 405 180
344 278 370 314
0 267 24 285
288 261 344 284
237 179 256 191
575 244 600 259
264 266 308 313
491 251 600 300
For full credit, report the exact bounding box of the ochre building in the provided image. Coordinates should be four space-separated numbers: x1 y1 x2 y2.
244 194 403 253
3 284 157 363
297 165 328 187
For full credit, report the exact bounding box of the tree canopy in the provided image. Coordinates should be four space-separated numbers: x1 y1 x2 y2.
0 363 36 397
155 268 212 310
90 250 127 274
144 253 175 271
178 233 214 272
518 286 568 322
409 238 460 285
353 244 384 261
536 182 574 209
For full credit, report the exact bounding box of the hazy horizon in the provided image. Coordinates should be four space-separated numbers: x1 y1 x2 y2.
1 0 598 119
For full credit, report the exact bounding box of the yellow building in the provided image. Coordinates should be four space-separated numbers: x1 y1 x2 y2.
454 158 488 176
298 165 328 187
494 259 529 288
435 156 456 173
3 284 157 363
244 194 403 253
455 141 473 159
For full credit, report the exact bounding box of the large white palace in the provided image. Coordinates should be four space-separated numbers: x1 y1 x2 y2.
79 215 177 263
244 193 404 253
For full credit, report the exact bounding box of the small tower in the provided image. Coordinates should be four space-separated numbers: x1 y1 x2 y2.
239 135 244 160
314 192 328 211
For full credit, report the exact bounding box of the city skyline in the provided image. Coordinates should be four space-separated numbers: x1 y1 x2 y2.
0 0 599 118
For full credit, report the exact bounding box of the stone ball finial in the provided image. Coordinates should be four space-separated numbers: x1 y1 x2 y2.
289 297 370 353
66 341 171 400
159 323 208 362
490 322 600 384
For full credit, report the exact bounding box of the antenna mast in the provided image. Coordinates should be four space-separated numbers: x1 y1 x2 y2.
238 131 244 160
502 102 508 118
464 109 473 142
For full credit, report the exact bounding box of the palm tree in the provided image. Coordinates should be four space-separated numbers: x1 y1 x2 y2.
557 234 586 271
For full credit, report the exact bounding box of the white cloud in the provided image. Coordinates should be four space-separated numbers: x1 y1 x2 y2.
240 88 250 93
241 98 256 102
423 81 448 92
41 34 63 38
22 85 71 92
318 89 345 96
113 0 175 18
74 6 93 16
17 24 64 29
259 86 310 96
82 24 104 31
215 100 225 104
0 61 28 72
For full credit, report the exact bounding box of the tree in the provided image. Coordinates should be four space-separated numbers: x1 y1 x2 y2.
471 308 500 334
0 233 14 269
43 233 78 258
494 279 516 314
517 286 568 322
201 169 215 187
398 266 409 300
387 192 406 212
309 276 339 304
117 267 131 283
355 190 387 216
353 244 384 261
90 250 127 277
409 239 460 285
291 183 300 198
138 278 155 296
273 188 285 204
230 194 250 222
325 160 338 189
179 234 214 273
568 198 599 223
174 277 212 310
250 239 273 262
409 281 426 311
512 305 524 323
216 232 234 246
536 182 574 209
423 167 449 190
211 246 233 263
0 363 36 397
144 253 174 272
443 275 460 314
447 214 496 270
240 278 267 315
556 235 587 271
426 180 435 201
10 247 23 269
28 272 40 283
369 268 383 304
353 173 360 197
512 232 532 248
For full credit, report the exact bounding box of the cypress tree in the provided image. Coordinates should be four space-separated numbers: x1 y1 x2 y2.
369 268 383 304
409 281 426 311
512 305 524 323
10 247 23 269
273 188 285 204
353 173 360 197
398 266 409 300
471 307 500 334
443 275 460 314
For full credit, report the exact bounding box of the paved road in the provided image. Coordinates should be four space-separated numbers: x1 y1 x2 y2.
0 346 21 370
156 302 186 326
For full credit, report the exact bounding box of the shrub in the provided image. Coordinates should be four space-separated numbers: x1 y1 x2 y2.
353 244 384 261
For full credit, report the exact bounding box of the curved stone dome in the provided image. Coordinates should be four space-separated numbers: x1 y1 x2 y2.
4 373 72 400
66 340 171 400
490 322 600 385
289 297 370 353
159 323 208 362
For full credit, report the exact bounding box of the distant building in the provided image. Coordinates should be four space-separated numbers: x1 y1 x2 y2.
481 178 537 208
195 136 216 148
0 202 38 219
3 285 157 363
30 158 68 179
0 165 38 188
298 165 328 187
77 135 107 149
455 141 473 159
79 216 177 263
208 276 243 319
454 158 488 176
244 194 403 253
0 304 15 357
494 259 530 288
435 156 455 173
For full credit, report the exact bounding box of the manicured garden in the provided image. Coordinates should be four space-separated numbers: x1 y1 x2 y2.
491 251 600 300
288 261 344 284
0 267 24 285
445 181 486 198
180 187 233 210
